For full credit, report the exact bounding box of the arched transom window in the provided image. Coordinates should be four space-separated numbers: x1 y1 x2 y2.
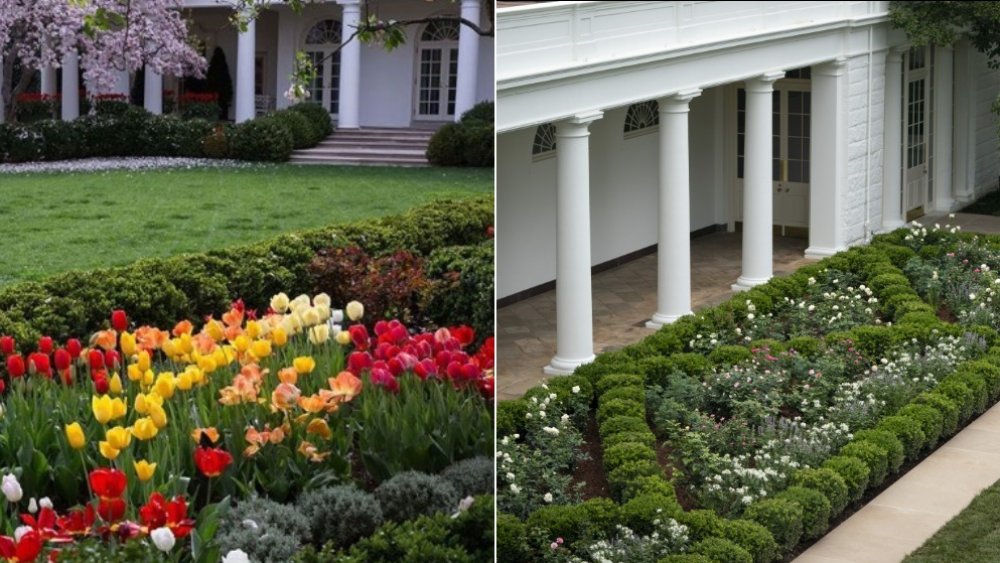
422 19 461 42
623 100 659 137
532 123 557 159
303 19 342 115
416 18 461 119
306 19 342 45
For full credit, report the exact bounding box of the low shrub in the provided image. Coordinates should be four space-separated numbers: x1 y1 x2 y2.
607 459 662 501
791 467 849 517
707 345 752 366
912 391 960 437
604 430 658 450
216 496 311 563
297 484 383 548
718 519 780 563
689 537 753 563
423 242 494 344
440 456 494 497
743 498 803 553
596 373 645 395
659 556 714 563
497 513 530 563
228 115 294 161
777 486 831 540
839 441 889 487
426 101 494 167
597 398 645 424
786 335 824 358
620 493 683 535
675 509 723 541
821 455 870 504
603 442 658 471
935 379 976 423
876 415 926 460
947 371 989 414
271 108 315 149
374 471 460 522
897 403 944 449
524 498 620 545
852 429 905 473
497 399 527 437
288 102 333 140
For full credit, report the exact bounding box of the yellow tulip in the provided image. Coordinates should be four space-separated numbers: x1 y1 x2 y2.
302 307 320 327
149 404 168 429
154 373 175 399
316 304 332 322
135 393 149 414
214 346 233 367
335 330 351 346
306 418 332 440
251 339 272 359
179 333 194 354
127 364 142 382
309 325 330 345
98 441 120 460
137 350 151 372
162 339 179 358
109 374 123 396
142 369 155 386
92 395 114 424
270 292 290 314
186 366 205 386
314 293 331 309
134 460 156 482
291 294 311 311
246 320 262 339
145 392 164 408
132 417 158 440
176 371 193 391
111 397 127 420
205 319 225 342
65 422 85 450
293 356 316 375
271 327 288 347
233 335 250 353
346 300 364 321
120 332 136 357
105 426 131 450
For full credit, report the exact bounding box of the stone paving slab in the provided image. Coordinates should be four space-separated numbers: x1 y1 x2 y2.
794 400 1000 563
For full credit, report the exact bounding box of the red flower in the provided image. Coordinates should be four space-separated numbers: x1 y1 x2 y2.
89 468 127 499
97 498 126 522
477 376 494 399
450 325 475 347
20 507 58 540
53 349 71 372
139 493 194 538
66 339 82 359
0 336 13 356
104 350 120 370
28 353 51 377
56 505 95 537
369 367 399 393
111 310 128 333
349 325 370 351
6 355 25 378
92 371 109 394
194 447 233 478
0 530 42 562
37 337 53 355
346 351 372 374
87 349 105 371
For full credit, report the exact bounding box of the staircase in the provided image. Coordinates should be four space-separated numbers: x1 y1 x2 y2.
289 127 435 166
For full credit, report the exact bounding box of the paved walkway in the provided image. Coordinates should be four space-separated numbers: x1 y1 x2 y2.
497 232 813 400
795 401 1000 563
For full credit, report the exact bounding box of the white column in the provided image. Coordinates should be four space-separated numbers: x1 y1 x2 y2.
931 44 955 212
61 52 79 121
274 8 296 110
805 58 848 258
144 68 162 115
0 57 5 123
454 0 481 121
40 67 57 96
882 47 906 230
953 40 977 205
235 13 256 123
545 111 603 376
647 89 701 328
113 70 130 97
337 0 362 129
733 72 784 292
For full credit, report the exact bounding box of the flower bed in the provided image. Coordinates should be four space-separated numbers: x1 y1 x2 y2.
498 230 1000 563
0 293 493 561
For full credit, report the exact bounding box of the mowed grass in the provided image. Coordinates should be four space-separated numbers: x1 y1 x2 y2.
0 164 492 285
904 478 1000 562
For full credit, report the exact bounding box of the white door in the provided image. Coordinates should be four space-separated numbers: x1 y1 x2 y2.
734 71 811 233
415 20 460 120
904 46 930 220
303 20 341 117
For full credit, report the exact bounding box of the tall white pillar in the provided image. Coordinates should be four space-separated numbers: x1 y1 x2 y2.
647 90 701 328
144 69 163 115
275 8 296 110
545 111 603 376
953 40 977 205
883 47 906 230
805 58 848 258
931 44 955 212
337 0 361 129
61 52 79 121
113 70 130 97
734 72 784 292
235 13 257 123
40 67 57 96
454 0 481 121
0 57 5 123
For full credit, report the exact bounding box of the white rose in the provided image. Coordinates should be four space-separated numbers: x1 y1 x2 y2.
543 492 554 503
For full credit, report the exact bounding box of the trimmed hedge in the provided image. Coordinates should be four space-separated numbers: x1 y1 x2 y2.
426 102 493 167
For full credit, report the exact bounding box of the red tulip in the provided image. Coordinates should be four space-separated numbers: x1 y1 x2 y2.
97 498 126 522
451 325 475 347
0 529 42 562
28 353 51 377
19 507 58 540
54 349 71 371
111 310 128 332
87 349 104 371
104 350 120 370
37 337 53 355
89 468 127 499
348 325 369 351
6 355 25 378
0 336 14 357
93 371 109 395
66 339 82 359
56 505 95 537
139 493 194 538
478 376 494 399
194 447 233 478
347 351 372 375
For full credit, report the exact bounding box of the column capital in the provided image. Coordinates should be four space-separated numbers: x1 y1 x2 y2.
336 0 362 5
557 110 603 136
814 57 848 77
658 88 702 113
746 71 785 92
887 45 908 62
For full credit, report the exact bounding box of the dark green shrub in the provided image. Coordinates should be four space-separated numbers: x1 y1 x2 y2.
603 430 657 450
217 496 311 562
852 429 905 473
441 456 493 497
897 403 944 449
690 537 753 563
426 102 494 167
3 124 44 162
623 474 678 501
271 108 316 149
597 398 645 424
776 486 831 540
839 441 889 487
708 345 752 366
658 556 714 563
947 371 989 415
607 460 662 501
180 99 220 120
676 509 723 541
461 123 493 166
620 493 682 535
604 442 657 471
791 468 849 516
912 391 960 437
786 336 824 358
289 102 333 139
460 101 493 125
935 379 976 423
601 386 646 405
743 498 803 553
877 415 926 460
33 119 81 160
599 416 649 439
92 95 130 116
297 484 383 548
497 513 530 563
229 116 294 161
199 122 230 158
962 360 1000 399
718 519 780 563
821 455 870 504
424 242 494 343
374 471 460 522
525 498 620 545
596 373 645 395
869 273 911 294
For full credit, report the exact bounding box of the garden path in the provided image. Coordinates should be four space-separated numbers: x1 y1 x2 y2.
497 232 812 400
794 401 1000 562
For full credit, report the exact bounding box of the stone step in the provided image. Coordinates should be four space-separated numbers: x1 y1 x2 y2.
289 154 429 167
316 140 430 149
291 128 434 167
293 147 427 157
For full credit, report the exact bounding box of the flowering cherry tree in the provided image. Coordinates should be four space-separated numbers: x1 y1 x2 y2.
0 0 205 120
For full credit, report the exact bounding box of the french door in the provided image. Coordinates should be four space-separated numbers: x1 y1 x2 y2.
415 46 458 120
304 49 340 116
735 76 811 233
904 46 930 221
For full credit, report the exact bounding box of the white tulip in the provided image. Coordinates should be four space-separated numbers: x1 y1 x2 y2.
346 300 364 321
39 497 52 510
150 527 175 553
2 475 22 503
222 549 251 563
27 498 36 514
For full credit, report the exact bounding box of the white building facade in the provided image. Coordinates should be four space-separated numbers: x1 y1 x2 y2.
36 0 494 127
496 1 1000 375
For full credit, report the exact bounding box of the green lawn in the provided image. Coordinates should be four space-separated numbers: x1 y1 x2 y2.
904 478 1000 562
0 164 492 285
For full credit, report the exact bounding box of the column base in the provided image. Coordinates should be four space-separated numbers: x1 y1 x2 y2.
929 199 957 214
732 275 771 292
882 219 907 231
645 311 693 329
543 354 596 376
803 246 843 260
